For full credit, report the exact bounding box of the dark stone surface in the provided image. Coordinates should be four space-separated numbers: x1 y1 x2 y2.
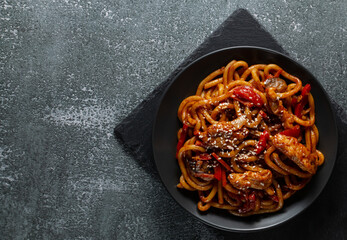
1 1 346 239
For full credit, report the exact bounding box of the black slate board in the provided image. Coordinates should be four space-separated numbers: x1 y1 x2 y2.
114 8 286 175
114 9 347 238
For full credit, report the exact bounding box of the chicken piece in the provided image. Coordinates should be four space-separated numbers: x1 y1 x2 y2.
187 158 214 181
264 77 288 93
198 124 249 150
272 134 317 174
197 116 247 150
227 170 272 190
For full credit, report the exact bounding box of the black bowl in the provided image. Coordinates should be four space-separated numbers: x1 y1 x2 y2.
152 46 338 232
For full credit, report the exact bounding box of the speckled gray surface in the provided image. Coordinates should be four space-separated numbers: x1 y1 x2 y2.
1 0 346 239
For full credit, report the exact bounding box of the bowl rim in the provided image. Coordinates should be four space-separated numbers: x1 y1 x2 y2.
152 46 338 232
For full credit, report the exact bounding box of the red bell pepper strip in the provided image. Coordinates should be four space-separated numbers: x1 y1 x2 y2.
248 192 256 202
176 124 188 158
291 96 298 107
301 84 311 97
232 86 264 108
211 153 232 172
214 165 222 181
294 101 303 118
221 168 227 187
280 125 301 138
294 95 308 118
255 130 270 155
295 84 311 118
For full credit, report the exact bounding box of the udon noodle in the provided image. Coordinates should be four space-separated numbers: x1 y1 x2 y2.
176 60 324 216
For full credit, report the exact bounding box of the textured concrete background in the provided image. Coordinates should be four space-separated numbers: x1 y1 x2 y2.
1 0 346 239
